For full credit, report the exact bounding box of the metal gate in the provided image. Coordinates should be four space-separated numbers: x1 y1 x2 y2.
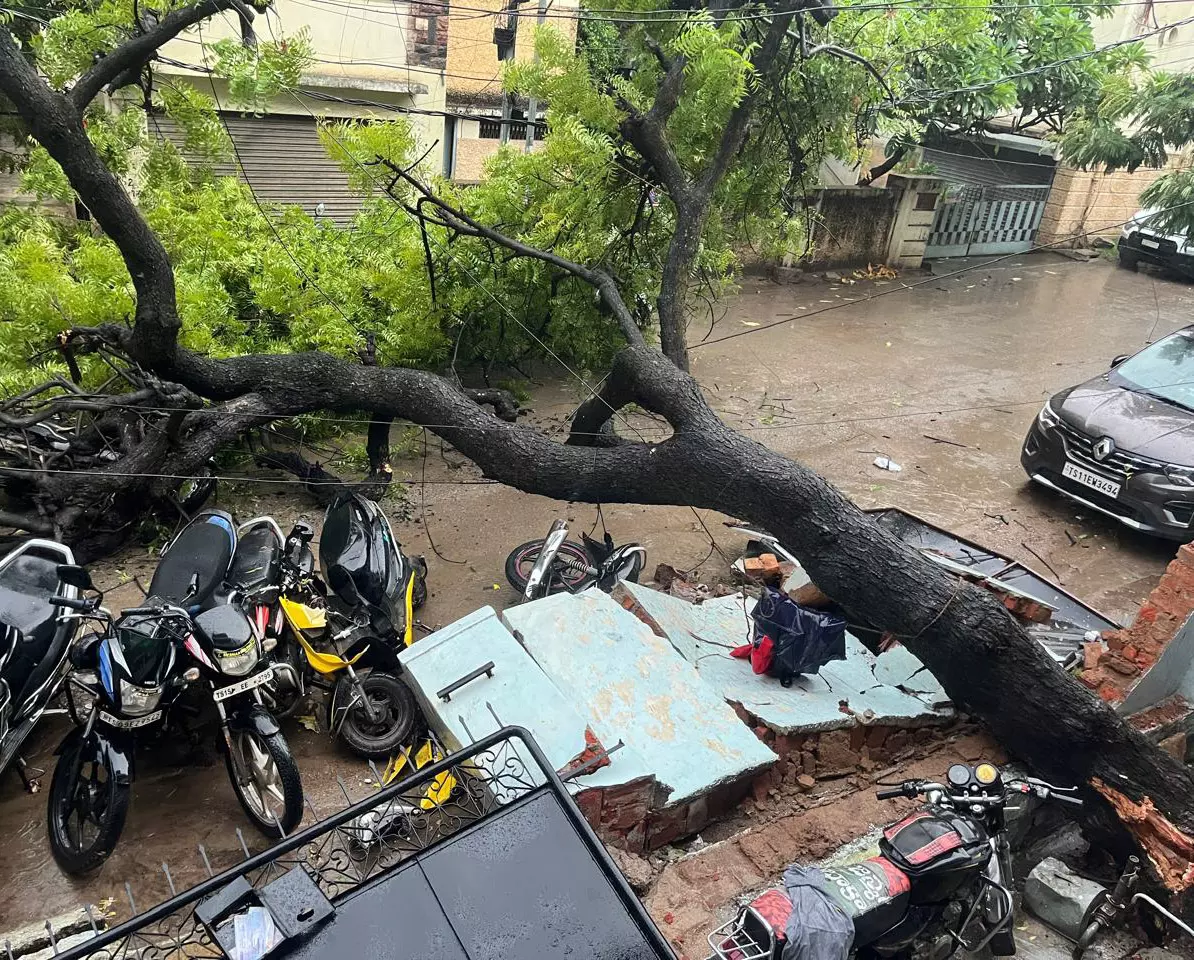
924 184 1051 257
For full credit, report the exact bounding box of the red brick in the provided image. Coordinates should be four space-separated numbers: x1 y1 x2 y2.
647 803 691 848
866 726 889 750
574 786 603 826
676 846 764 909
816 729 861 776
1083 642 1103 671
736 828 792 876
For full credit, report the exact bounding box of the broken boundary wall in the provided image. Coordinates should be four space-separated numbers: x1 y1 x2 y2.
1081 542 1194 704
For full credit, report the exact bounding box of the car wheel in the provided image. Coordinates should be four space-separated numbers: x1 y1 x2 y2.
1118 249 1139 271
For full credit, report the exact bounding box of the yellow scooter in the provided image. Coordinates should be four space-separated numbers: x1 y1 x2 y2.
232 503 425 760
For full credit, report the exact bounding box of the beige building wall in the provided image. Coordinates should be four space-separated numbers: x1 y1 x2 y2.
1093 0 1194 73
1036 160 1185 246
158 0 448 164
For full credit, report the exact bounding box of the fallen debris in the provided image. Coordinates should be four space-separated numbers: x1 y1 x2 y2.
873 456 903 472
1024 857 1107 940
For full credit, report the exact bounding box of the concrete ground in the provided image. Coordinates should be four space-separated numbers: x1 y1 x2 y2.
2 252 1193 931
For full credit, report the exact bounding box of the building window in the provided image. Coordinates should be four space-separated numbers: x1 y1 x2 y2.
477 118 543 141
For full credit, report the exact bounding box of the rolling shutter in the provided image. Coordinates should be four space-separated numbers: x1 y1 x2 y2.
154 113 365 222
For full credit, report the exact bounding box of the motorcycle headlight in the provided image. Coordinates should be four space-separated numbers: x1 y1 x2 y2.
214 641 260 677
1166 465 1194 487
118 679 164 717
1037 401 1062 431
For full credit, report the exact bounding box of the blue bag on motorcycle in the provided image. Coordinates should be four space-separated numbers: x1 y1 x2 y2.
751 588 847 686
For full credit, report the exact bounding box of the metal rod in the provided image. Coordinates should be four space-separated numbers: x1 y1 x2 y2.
44 921 57 955
336 776 353 807
83 905 98 937
305 796 321 820
124 882 136 916
235 827 250 860
368 760 384 787
1133 894 1194 939
161 862 176 896
198 845 214 878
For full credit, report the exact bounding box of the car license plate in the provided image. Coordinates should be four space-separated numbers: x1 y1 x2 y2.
1062 461 1122 498
1141 238 1160 249
212 667 273 702
99 709 162 730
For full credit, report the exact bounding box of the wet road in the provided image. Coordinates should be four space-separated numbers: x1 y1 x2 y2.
2 253 1190 929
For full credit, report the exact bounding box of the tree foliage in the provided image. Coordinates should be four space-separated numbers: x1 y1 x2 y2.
0 0 1170 392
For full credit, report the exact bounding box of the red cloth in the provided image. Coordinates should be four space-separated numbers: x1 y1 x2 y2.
730 634 774 674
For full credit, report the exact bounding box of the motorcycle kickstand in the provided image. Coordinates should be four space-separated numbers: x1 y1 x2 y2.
15 756 42 793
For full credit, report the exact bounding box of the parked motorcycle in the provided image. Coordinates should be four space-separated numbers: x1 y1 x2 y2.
505 519 646 601
47 512 302 875
234 495 426 759
707 761 1082 960
0 539 84 787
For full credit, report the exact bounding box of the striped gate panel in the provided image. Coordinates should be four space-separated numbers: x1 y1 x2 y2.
925 184 1051 258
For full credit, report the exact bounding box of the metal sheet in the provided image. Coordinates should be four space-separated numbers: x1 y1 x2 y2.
421 790 665 959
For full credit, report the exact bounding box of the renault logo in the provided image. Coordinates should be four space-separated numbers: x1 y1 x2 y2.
1092 437 1116 461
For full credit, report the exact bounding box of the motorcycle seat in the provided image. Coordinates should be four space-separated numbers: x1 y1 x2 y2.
0 552 68 701
821 857 912 948
228 526 281 593
150 512 235 608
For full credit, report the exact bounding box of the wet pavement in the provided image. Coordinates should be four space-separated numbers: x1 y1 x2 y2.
3 252 1193 930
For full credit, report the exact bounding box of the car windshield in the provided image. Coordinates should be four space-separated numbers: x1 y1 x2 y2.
1115 331 1194 411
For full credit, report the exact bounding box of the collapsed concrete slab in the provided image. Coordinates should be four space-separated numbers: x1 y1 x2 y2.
614 582 953 736
398 606 660 797
502 590 777 807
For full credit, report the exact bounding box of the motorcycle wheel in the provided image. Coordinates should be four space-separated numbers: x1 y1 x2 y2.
176 466 216 514
224 728 303 838
504 539 591 594
337 672 420 759
47 738 130 875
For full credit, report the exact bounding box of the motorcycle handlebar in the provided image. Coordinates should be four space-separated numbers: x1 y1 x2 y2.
876 785 914 800
51 595 92 611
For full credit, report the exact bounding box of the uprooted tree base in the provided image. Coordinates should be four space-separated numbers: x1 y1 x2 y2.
2 1 1194 907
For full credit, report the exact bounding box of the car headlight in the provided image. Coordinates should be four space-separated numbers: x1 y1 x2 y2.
1166 465 1194 487
1037 401 1062 431
214 641 260 677
118 679 164 717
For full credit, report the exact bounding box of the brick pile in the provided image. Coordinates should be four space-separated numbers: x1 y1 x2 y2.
1079 543 1194 703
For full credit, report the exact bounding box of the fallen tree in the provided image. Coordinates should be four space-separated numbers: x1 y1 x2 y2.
2 0 1194 899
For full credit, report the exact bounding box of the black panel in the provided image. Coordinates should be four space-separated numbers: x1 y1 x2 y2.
421 791 656 960
283 862 467 960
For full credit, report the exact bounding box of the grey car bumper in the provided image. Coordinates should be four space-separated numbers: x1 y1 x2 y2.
1021 420 1194 541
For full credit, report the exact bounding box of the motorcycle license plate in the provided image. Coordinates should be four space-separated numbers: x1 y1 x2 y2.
1062 461 1121 498
212 667 273 702
99 709 162 730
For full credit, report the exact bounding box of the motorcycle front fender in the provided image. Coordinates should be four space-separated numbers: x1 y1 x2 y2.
56 726 135 786
226 702 281 737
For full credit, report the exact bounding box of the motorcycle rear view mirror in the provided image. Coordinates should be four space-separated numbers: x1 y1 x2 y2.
56 564 95 591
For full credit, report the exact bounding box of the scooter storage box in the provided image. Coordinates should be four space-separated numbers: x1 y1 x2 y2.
879 807 990 903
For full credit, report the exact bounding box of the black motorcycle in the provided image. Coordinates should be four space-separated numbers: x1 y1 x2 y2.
46 513 303 875
707 761 1082 960
0 539 85 787
238 495 427 758
505 519 646 601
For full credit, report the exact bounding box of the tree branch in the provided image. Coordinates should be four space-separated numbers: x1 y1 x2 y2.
0 30 181 365
858 144 908 185
69 0 257 109
379 161 646 348
618 53 692 204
